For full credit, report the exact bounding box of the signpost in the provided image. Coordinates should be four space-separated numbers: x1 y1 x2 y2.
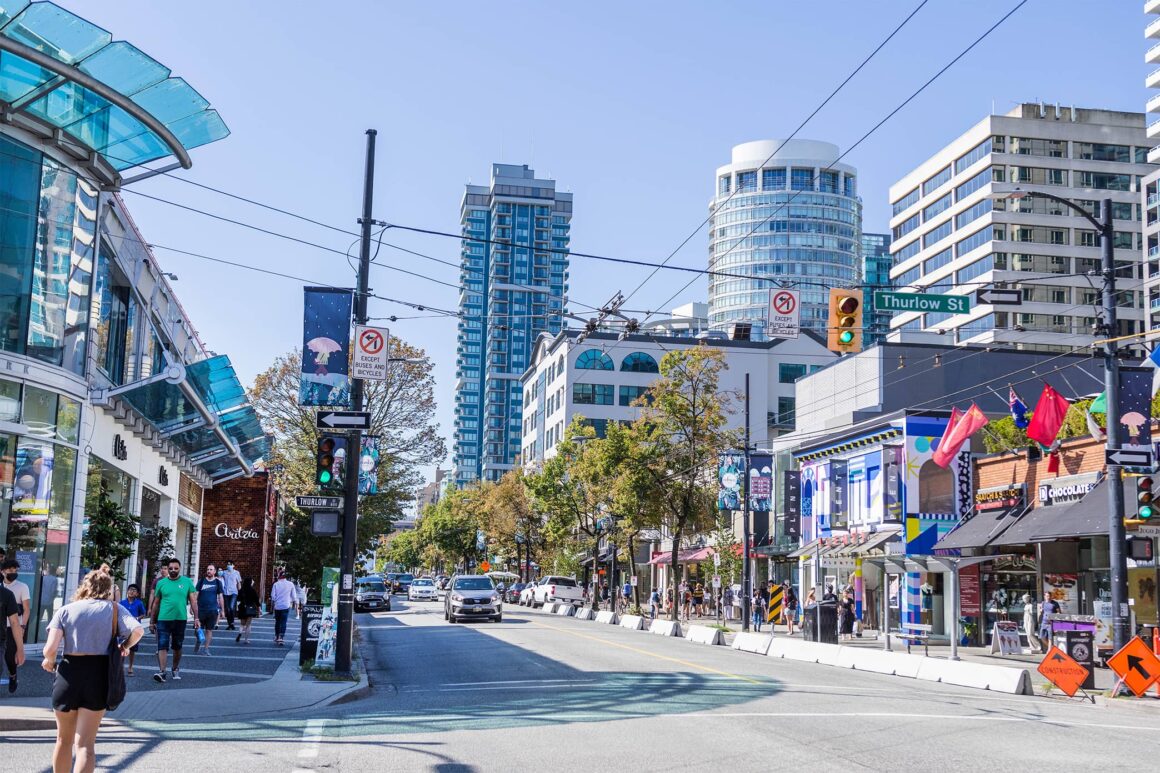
1106 448 1154 468
974 288 1022 306
352 325 390 381
767 289 801 339
1107 636 1160 697
296 495 343 509
873 291 971 315
316 411 371 430
1037 645 1091 698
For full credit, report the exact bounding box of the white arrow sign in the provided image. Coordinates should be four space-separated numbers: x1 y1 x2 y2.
975 288 1022 306
1106 447 1154 467
316 411 371 430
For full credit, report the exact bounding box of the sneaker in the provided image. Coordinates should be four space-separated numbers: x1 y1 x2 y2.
204 649 211 656
153 672 167 683
171 670 182 681
7 675 16 693
236 633 242 643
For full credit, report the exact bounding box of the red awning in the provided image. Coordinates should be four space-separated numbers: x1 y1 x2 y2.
648 547 714 565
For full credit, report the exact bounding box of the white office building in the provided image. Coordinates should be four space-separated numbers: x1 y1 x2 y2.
1142 3 1160 323
887 103 1153 351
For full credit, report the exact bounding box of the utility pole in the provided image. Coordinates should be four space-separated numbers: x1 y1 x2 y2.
741 372 752 632
335 129 377 676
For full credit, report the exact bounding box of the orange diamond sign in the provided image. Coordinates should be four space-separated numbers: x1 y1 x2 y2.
1037 646 1089 697
1107 636 1160 697
480 560 491 573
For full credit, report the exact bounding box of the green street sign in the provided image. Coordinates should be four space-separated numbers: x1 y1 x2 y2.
874 291 971 315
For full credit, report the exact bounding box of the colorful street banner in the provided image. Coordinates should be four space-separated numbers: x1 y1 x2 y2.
358 435 380 495
717 452 744 510
829 459 848 530
747 454 772 512
1117 366 1153 448
782 469 801 540
299 287 354 407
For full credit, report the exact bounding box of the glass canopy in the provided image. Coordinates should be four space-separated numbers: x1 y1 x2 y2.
0 1 228 176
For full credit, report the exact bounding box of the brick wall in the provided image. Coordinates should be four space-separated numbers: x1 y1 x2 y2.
200 472 277 599
975 432 1107 494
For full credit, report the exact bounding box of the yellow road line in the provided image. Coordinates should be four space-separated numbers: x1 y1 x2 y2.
528 620 765 685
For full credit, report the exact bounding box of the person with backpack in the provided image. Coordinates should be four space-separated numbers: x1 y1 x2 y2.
648 588 661 620
782 581 798 635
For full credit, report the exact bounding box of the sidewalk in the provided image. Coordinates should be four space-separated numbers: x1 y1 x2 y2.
0 613 367 726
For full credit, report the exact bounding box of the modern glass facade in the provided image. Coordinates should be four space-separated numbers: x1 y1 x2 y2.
861 233 892 345
708 140 862 337
453 165 571 486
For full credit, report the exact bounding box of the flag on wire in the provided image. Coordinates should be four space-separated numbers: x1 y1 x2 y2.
1026 384 1070 447
1008 387 1030 429
933 404 988 468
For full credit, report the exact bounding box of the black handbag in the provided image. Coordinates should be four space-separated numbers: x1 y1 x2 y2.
106 602 127 710
243 603 261 618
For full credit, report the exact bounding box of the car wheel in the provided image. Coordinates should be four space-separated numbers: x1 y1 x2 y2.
494 614 502 623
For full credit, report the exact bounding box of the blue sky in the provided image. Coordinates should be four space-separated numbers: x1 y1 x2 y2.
58 0 1149 483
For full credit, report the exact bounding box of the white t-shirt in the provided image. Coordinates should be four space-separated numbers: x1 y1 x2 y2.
4 579 29 628
271 579 297 611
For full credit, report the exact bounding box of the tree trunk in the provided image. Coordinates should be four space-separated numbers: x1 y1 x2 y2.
668 529 682 622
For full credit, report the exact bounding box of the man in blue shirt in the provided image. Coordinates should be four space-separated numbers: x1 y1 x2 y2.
194 565 225 656
218 561 242 631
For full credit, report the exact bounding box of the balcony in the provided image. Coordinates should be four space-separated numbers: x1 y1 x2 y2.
1148 41 1160 64
1149 15 1160 39
1148 92 1160 115
1149 0 1160 14
1150 145 1160 164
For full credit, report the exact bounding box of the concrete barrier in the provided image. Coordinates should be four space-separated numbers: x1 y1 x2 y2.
574 607 596 621
915 657 1032 695
595 610 620 625
542 602 559 615
769 638 843 666
618 614 645 630
834 647 923 678
731 632 772 655
555 604 575 616
648 619 682 637
685 625 725 646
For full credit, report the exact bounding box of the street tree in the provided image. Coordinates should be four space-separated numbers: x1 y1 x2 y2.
477 470 542 580
415 487 481 573
384 529 424 572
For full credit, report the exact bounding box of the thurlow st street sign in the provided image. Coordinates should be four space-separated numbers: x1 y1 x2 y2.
874 291 970 315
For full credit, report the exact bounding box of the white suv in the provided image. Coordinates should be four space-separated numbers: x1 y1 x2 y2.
531 576 583 607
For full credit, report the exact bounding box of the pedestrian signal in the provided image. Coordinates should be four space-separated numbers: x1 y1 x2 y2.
827 288 863 353
1138 476 1154 520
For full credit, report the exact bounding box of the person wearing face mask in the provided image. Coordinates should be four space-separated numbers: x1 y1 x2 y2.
193 565 225 655
218 561 242 631
147 558 198 683
1 559 29 693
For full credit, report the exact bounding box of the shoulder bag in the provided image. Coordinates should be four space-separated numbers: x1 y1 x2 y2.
106 602 127 710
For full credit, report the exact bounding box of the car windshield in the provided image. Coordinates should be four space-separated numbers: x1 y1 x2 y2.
454 577 495 591
398 574 414 582
413 579 433 586
358 581 387 593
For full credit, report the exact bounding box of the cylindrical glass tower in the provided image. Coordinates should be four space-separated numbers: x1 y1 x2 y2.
708 139 862 337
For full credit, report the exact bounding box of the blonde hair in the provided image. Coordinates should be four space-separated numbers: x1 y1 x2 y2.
74 567 114 601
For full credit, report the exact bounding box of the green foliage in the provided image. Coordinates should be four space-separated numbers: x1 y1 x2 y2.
983 397 1106 454
383 529 424 572
708 518 742 585
82 484 139 580
415 488 480 572
138 524 175 576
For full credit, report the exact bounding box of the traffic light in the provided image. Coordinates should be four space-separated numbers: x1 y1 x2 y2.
1137 475 1154 520
827 288 863 353
315 434 347 489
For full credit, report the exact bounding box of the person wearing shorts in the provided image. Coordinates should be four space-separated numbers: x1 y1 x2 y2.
148 558 198 683
194 565 225 655
118 584 147 676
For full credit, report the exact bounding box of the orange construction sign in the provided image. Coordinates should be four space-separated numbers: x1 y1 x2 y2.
1037 646 1090 697
480 561 491 573
1107 636 1160 697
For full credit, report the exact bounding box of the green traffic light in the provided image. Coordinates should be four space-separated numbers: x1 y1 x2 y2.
839 330 854 344
1141 505 1153 519
319 470 331 484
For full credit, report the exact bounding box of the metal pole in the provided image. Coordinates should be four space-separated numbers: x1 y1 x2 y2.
1102 196 1130 654
742 372 752 632
335 129 376 676
949 559 960 661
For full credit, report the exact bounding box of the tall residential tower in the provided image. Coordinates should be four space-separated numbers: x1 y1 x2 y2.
708 140 862 337
453 164 571 487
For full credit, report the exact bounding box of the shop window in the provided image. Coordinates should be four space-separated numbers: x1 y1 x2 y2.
22 385 58 440
918 460 954 513
0 379 20 423
94 242 133 384
0 136 40 357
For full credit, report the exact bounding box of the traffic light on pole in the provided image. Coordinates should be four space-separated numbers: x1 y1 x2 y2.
827 288 863 353
316 434 346 489
1137 475 1154 520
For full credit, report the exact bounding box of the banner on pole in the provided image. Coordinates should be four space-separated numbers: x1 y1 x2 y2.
358 435 380 495
782 469 801 540
747 454 773 513
299 287 354 407
717 452 744 510
830 459 849 530
1117 366 1153 449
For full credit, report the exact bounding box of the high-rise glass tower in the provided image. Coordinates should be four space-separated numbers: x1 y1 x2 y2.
708 140 861 337
861 232 892 345
453 164 571 487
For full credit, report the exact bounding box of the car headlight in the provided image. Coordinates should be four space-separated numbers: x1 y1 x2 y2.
451 593 463 601
490 593 499 602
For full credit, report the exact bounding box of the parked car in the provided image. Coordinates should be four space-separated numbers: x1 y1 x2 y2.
504 582 527 604
392 573 414 595
531 576 583 607
435 575 450 590
444 575 502 623
354 578 391 612
519 580 538 606
408 577 438 601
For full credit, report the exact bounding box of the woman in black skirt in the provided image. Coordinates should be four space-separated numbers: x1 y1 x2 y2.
41 567 143 773
235 577 261 645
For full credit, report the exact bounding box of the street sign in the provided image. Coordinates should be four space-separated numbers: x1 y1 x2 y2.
1106 447 1154 468
1107 636 1160 696
630 575 638 586
975 288 1022 306
767 289 801 339
1037 645 1090 697
1134 524 1160 537
316 410 371 430
296 495 343 509
712 575 721 588
480 560 491 573
352 325 390 381
873 291 970 315
713 552 721 568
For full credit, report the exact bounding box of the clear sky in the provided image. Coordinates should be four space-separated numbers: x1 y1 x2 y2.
56 0 1149 486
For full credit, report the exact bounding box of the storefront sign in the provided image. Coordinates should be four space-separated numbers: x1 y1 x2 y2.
1037 473 1099 507
748 454 772 512
213 522 259 540
960 563 982 617
783 470 801 540
830 459 849 530
975 484 1025 512
112 434 127 461
1043 573 1079 615
989 620 1022 655
882 446 903 523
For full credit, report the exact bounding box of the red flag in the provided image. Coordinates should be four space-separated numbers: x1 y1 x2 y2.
933 404 989 468
1046 451 1061 474
1026 384 1071 447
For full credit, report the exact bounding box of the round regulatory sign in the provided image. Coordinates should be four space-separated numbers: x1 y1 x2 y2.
772 291 797 315
359 329 385 355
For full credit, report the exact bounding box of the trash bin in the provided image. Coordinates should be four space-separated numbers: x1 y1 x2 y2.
802 601 839 644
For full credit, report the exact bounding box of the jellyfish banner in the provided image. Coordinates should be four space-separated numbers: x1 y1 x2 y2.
299 287 354 407
747 454 773 513
1117 366 1153 449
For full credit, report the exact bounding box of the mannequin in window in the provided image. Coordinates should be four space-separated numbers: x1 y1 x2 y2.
920 581 934 626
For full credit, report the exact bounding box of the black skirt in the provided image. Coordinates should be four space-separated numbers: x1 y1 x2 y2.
52 655 110 712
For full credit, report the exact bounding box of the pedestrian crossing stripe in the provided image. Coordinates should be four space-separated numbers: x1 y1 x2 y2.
766 586 783 623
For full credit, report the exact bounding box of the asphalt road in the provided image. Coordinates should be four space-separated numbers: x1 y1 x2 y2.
6 595 1160 772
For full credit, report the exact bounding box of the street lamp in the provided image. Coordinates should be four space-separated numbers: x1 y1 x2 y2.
992 187 1130 653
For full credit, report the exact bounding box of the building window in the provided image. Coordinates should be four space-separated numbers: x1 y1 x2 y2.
778 363 807 383
844 175 856 198
573 383 613 405
923 220 953 249
619 385 651 406
718 175 731 195
918 460 954 513
819 171 839 194
955 199 992 230
575 349 613 370
1010 137 1066 158
790 168 814 191
922 193 952 222
1076 142 1131 162
892 187 919 216
1075 171 1133 191
922 166 952 196
620 352 659 373
955 167 992 201
776 396 796 426
893 214 920 241
954 137 992 174
736 171 757 192
762 168 786 190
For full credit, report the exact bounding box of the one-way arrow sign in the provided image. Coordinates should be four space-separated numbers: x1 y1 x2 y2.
1127 654 1152 680
1105 447 1154 467
975 288 1022 306
316 411 371 430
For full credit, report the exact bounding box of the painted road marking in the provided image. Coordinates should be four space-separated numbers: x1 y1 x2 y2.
441 678 596 687
297 718 329 760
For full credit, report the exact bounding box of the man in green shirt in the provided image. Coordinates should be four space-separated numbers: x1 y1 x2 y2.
148 557 199 683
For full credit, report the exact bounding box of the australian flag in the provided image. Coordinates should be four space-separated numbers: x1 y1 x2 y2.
1009 387 1030 429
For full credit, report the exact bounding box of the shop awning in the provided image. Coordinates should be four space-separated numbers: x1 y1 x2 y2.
1029 478 1129 542
648 547 713 565
787 537 822 559
933 502 1029 551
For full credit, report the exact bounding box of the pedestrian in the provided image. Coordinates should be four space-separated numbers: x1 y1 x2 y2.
1022 594 1041 653
0 579 24 692
147 557 198 683
194 565 225 655
235 577 261 645
692 583 704 617
783 582 798 636
682 586 692 621
838 590 856 641
2 558 30 692
296 579 308 613
622 579 632 611
823 584 837 603
271 572 297 646
751 589 763 632
723 585 734 621
666 586 674 612
218 561 241 631
118 585 146 676
806 588 817 606
1039 596 1059 648
41 566 143 773
649 588 661 620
